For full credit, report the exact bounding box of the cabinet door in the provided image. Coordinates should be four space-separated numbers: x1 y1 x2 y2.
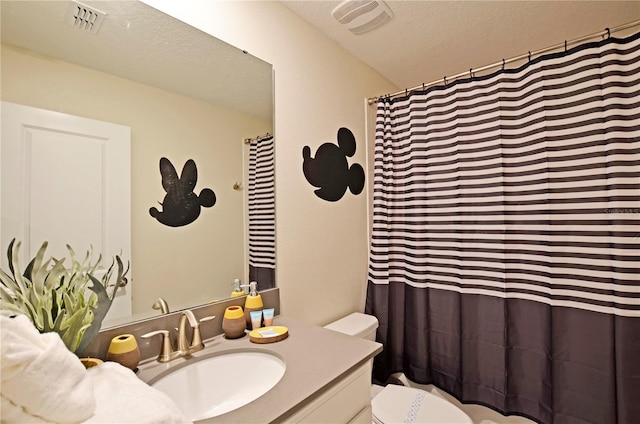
349 405 373 424
281 363 372 423
1 101 131 321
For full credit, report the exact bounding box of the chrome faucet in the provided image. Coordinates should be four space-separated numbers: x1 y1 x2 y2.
142 310 216 362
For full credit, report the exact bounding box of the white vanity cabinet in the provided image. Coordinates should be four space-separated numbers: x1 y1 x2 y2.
281 362 372 424
135 316 381 424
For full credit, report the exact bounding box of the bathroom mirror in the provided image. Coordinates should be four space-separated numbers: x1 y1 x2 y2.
0 0 275 326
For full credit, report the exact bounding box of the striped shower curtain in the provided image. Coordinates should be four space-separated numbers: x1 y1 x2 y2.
248 135 275 289
366 31 640 423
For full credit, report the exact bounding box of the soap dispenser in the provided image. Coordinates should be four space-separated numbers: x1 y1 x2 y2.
230 278 245 298
244 281 263 329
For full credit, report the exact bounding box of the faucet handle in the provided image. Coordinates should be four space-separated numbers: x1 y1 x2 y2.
141 330 174 362
199 315 216 324
190 315 217 352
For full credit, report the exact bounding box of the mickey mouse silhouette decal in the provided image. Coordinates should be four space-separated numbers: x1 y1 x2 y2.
149 157 216 227
302 127 365 202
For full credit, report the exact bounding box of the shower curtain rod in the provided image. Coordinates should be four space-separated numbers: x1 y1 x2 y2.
367 19 640 105
243 132 273 144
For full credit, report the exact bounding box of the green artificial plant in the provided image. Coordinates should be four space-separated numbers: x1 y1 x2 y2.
0 239 129 355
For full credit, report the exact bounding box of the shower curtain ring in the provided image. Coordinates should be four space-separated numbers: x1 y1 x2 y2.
564 40 568 52
528 51 532 62
605 27 611 39
502 59 505 70
443 76 448 85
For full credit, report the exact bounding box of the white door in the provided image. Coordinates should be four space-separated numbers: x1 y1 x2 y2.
1 101 132 321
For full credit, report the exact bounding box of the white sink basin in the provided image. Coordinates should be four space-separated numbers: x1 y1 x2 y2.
151 351 286 421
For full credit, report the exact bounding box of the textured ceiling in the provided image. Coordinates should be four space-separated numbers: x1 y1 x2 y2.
3 1 639 114
281 1 640 95
1 1 273 121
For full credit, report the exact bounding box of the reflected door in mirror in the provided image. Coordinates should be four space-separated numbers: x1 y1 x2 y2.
0 101 132 321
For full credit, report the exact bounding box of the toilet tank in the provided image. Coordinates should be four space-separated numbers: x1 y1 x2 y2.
324 312 379 341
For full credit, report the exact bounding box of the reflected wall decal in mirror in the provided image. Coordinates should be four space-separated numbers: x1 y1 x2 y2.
302 127 365 202
0 1 274 328
149 157 216 227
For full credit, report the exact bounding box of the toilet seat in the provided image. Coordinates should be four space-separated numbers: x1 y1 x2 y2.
371 385 472 424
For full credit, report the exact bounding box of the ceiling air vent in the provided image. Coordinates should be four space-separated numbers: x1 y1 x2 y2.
65 1 106 34
331 0 393 35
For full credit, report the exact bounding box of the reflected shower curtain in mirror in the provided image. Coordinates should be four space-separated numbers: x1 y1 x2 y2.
248 135 275 289
366 31 640 423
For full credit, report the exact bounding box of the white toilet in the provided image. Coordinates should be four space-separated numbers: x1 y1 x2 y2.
324 313 473 424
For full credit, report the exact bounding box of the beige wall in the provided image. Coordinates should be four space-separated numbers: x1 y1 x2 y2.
143 0 399 325
1 44 271 316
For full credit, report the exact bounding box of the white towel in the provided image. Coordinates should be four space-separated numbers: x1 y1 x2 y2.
1 313 190 424
85 362 191 424
0 313 97 423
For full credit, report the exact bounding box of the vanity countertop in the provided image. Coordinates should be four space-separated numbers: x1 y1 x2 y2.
136 316 382 423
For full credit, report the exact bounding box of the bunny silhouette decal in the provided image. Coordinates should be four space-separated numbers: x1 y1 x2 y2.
302 127 365 202
149 157 216 227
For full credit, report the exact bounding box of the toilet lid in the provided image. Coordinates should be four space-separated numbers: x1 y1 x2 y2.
371 385 472 424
